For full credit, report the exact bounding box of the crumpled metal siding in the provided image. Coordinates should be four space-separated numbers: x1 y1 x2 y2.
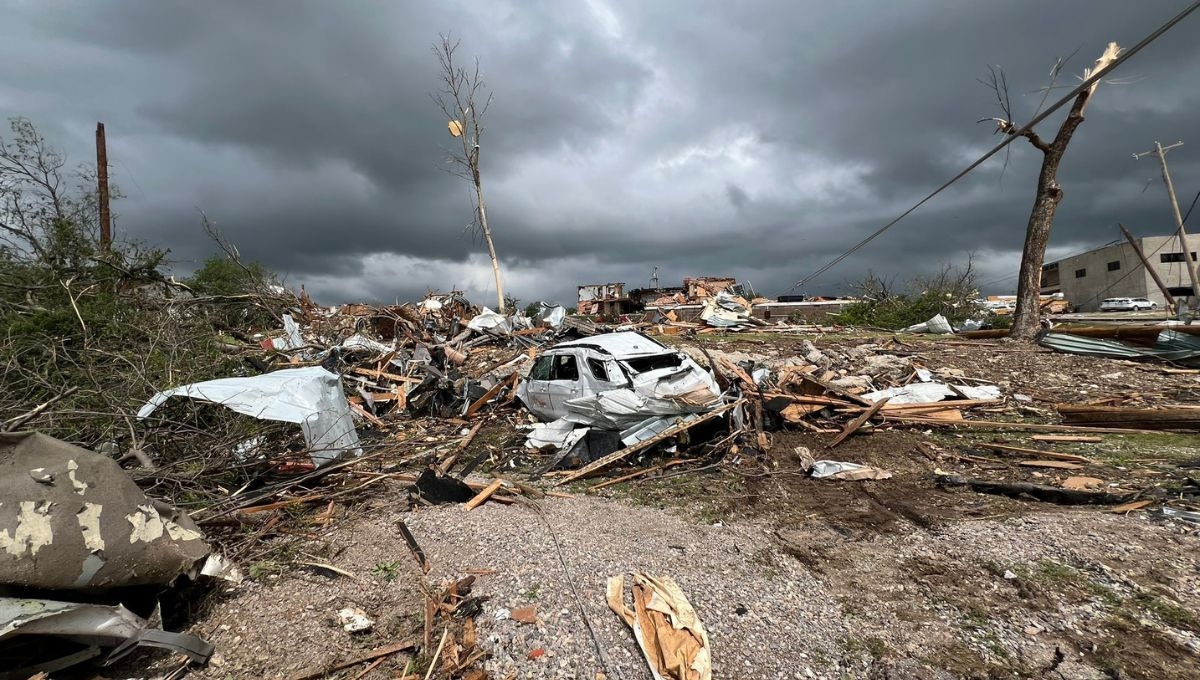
1036 330 1200 367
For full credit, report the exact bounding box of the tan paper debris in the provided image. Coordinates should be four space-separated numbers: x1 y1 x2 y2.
606 573 711 680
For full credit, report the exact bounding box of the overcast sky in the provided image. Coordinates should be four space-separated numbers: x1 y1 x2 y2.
2 1 1198 306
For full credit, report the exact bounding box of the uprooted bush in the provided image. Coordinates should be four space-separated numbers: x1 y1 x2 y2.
0 117 298 507
835 262 986 330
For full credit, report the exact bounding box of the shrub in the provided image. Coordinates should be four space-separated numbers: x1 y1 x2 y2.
836 262 985 330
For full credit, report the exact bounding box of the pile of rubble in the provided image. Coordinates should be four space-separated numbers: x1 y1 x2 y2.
9 283 1200 679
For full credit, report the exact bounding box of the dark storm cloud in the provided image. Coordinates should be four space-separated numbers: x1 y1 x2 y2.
2 0 1199 306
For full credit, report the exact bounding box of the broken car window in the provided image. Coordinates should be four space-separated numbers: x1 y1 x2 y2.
552 354 579 381
587 357 610 382
531 355 553 381
623 353 684 373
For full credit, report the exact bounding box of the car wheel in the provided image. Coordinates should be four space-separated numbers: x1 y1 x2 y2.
1150 303 1158 310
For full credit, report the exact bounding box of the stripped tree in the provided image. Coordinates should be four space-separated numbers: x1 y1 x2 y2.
981 42 1121 340
432 34 506 313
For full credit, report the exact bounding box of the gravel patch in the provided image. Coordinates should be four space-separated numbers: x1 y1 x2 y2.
404 496 848 680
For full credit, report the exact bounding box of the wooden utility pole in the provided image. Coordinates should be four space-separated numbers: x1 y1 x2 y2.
96 122 112 250
1133 141 1200 304
1119 222 1176 313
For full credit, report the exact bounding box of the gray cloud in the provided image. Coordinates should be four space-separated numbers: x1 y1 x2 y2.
2 0 1199 307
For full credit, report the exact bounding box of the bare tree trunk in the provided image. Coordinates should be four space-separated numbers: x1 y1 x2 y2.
433 35 506 313
1009 140 1068 339
474 183 505 311
1007 43 1120 340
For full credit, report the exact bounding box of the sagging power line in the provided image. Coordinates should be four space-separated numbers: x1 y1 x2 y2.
789 1 1200 299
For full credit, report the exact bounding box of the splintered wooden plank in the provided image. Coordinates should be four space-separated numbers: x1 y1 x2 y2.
1019 460 1084 470
349 367 422 383
463 478 504 511
828 397 889 448
981 443 1091 464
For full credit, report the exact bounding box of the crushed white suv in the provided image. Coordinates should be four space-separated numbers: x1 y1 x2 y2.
1099 297 1157 312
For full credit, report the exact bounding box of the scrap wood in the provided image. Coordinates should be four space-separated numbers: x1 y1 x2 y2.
799 373 873 407
397 520 429 573
297 561 357 580
1062 476 1105 490
936 473 1133 505
1109 499 1154 513
767 393 856 407
890 415 1161 435
606 572 712 680
438 421 485 474
349 401 386 428
1019 460 1085 470
1031 434 1103 443
979 443 1092 464
466 372 519 417
350 367 422 383
284 637 418 680
829 397 889 448
555 401 741 485
1056 404 1200 431
880 398 998 412
589 459 694 491
463 478 504 510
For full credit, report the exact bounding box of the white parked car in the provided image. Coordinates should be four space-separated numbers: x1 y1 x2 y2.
1099 297 1157 312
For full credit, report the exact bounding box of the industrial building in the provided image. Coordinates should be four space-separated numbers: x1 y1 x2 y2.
1040 234 1199 311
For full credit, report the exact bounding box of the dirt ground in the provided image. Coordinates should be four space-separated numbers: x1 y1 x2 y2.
110 333 1200 680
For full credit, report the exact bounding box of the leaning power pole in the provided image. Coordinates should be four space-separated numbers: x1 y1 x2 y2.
1133 141 1200 303
1119 222 1176 313
96 122 112 250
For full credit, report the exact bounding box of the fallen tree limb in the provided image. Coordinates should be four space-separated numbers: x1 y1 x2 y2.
2 386 79 431
936 474 1133 505
284 637 418 680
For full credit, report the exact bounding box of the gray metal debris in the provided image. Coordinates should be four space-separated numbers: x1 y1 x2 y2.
137 366 362 467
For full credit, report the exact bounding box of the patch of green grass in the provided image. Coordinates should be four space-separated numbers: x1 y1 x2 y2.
523 584 541 601
1036 560 1078 585
839 635 889 659
248 560 284 580
1133 593 1198 630
371 560 403 582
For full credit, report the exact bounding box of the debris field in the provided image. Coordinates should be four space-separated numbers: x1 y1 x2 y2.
4 291 1200 680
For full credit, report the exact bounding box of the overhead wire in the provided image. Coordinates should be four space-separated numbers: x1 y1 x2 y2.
789 0 1200 292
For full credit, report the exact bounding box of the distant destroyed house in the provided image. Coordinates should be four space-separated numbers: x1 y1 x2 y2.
577 283 632 316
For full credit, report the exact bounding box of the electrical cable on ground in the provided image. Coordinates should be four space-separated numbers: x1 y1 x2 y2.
522 497 625 680
790 0 1200 292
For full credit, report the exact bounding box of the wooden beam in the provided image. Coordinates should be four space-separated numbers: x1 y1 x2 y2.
463 478 504 510
888 415 1163 434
